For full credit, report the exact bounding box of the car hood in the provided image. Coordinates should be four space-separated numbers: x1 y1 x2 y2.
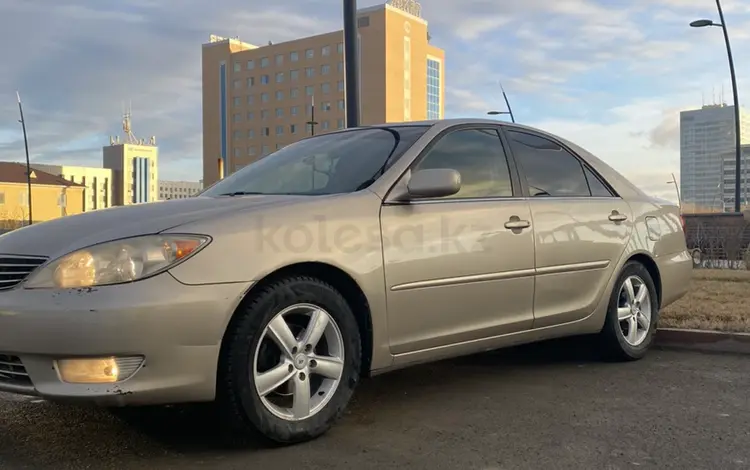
0 195 309 258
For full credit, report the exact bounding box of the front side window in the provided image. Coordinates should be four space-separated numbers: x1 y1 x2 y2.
202 126 430 196
506 130 606 197
412 128 513 199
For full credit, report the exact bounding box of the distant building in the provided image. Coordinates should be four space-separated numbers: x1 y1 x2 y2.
102 109 159 205
0 162 85 230
30 164 113 212
201 0 445 186
680 104 750 211
159 180 203 200
720 145 750 211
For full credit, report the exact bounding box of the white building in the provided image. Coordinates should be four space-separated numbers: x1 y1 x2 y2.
680 104 750 211
159 180 203 200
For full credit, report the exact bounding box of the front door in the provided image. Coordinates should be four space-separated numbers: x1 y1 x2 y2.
380 127 536 355
503 129 633 328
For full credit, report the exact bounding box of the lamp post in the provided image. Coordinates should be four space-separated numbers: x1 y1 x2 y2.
343 0 360 128
690 1 742 213
16 91 33 225
307 95 319 136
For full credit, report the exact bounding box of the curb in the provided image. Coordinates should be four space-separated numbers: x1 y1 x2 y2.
655 328 750 355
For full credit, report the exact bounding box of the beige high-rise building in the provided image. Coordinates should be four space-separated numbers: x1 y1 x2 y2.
201 1 445 186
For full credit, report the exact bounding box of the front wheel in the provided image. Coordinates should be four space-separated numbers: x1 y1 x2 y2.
598 261 659 361
216 276 362 444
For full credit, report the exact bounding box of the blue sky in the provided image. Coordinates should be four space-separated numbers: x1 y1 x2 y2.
0 0 749 200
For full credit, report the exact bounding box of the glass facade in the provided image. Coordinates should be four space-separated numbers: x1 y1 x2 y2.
427 58 440 120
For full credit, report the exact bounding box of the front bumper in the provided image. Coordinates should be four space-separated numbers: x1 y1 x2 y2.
0 273 251 406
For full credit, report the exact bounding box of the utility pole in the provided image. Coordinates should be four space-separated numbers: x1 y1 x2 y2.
343 0 360 128
16 91 33 225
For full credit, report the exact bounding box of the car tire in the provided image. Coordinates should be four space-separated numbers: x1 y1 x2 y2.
216 276 361 445
598 261 659 362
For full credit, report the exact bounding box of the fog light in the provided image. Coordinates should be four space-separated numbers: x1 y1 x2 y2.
56 356 143 384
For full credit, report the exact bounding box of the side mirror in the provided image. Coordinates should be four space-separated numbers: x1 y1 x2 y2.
407 169 461 199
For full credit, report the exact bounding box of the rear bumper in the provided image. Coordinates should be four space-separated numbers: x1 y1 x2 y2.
0 273 251 406
656 250 692 310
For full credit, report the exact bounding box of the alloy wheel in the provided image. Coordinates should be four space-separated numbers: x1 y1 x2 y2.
253 303 345 421
617 275 652 346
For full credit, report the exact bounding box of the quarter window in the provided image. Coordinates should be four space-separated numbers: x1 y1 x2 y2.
412 128 513 199
506 131 593 197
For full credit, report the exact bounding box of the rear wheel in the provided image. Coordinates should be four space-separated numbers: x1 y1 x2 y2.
216 276 361 444
598 261 658 361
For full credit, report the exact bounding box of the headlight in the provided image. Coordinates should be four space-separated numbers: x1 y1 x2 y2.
24 234 210 289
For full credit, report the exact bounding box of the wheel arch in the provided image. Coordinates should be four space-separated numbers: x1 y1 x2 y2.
624 252 662 308
220 261 374 377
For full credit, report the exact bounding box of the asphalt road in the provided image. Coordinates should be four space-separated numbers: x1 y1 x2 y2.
0 340 748 470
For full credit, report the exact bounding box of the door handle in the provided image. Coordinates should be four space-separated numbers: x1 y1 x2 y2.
504 216 531 230
608 211 628 222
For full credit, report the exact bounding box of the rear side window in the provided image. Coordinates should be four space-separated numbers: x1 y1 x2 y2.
506 130 611 197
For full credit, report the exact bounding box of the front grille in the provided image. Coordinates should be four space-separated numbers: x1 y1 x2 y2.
0 354 32 386
0 255 47 290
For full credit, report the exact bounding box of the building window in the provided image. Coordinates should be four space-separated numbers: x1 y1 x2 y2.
233 96 241 106
337 118 345 129
233 79 241 89
233 62 241 72
261 109 269 119
305 67 314 78
276 72 284 83
427 58 441 120
247 60 255 70
261 92 269 102
305 85 314 96
291 106 299 116
321 83 331 94
276 125 284 135
262 127 270 136
233 148 241 157
276 90 284 101
248 129 255 138
290 69 299 81
233 130 242 139
290 87 300 98
358 16 370 27
233 113 242 123
337 42 344 54
290 51 299 62
338 99 345 110
321 64 331 75
338 61 343 73
338 80 345 91
260 57 269 68
275 54 284 65
276 108 283 117
247 77 255 87
261 74 269 85
249 146 256 156
321 101 332 111
322 45 331 56
290 124 297 134
305 48 314 59
247 94 255 105
247 111 254 120
262 144 270 155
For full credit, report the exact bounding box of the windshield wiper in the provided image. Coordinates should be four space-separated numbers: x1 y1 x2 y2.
218 191 265 196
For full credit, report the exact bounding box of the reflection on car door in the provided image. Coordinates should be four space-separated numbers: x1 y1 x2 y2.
380 127 536 356
504 129 633 328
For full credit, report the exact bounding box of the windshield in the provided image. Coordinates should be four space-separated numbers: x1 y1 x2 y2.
201 125 430 197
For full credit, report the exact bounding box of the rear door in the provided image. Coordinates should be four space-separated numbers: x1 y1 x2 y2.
501 128 633 328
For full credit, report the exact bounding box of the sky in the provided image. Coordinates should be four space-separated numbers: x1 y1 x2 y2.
0 0 749 201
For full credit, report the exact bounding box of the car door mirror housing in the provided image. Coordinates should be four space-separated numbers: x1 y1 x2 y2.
407 169 461 199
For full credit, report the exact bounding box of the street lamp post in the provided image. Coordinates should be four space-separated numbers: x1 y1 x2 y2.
690 0 742 213
16 91 33 225
307 95 319 136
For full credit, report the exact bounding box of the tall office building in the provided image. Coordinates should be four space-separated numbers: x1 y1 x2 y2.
720 144 750 211
102 111 159 205
159 180 203 200
201 0 445 186
680 104 750 211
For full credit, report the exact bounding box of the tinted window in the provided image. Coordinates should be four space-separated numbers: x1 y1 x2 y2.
506 131 589 197
583 165 614 197
413 128 513 198
202 126 429 196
